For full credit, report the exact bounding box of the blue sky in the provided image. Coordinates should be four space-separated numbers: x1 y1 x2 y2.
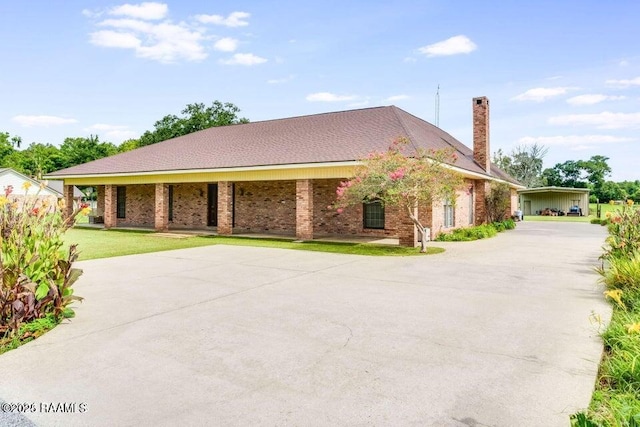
1 1 639 180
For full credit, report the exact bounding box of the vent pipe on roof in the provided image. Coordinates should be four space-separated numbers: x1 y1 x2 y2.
472 96 490 173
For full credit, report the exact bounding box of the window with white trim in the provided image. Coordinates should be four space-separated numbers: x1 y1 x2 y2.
444 198 454 228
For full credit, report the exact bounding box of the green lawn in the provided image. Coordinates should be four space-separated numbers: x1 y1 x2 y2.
64 228 443 260
524 203 624 223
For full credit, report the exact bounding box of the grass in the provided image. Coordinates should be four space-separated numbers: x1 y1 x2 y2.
525 203 623 223
64 228 444 260
0 314 60 355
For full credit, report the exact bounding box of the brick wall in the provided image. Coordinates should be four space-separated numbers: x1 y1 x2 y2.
233 181 296 234
312 178 401 237
116 184 154 227
510 188 519 218
431 179 475 239
170 183 208 228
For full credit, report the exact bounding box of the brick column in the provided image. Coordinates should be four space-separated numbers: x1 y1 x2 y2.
217 181 233 235
398 205 418 247
104 185 117 229
155 183 169 232
63 184 74 219
296 179 313 240
474 180 489 225
96 185 105 216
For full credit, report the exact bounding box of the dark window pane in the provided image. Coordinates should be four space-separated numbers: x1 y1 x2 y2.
363 201 385 229
116 186 126 219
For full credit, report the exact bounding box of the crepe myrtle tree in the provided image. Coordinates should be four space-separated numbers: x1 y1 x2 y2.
332 137 464 252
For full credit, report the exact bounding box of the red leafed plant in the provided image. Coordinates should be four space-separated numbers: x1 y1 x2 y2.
0 181 89 338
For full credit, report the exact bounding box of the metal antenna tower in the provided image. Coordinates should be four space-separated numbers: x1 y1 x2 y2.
435 84 440 127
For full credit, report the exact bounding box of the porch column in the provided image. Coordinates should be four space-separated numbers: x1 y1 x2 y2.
296 179 314 240
398 205 418 247
154 183 169 232
96 185 105 216
474 179 489 225
63 184 74 219
217 181 233 235
104 184 117 229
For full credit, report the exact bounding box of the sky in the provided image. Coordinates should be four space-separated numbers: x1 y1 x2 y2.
1 0 639 181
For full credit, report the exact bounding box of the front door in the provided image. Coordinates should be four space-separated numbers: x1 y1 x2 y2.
524 200 532 216
207 184 218 226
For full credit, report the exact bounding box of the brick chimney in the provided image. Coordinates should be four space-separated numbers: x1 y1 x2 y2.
472 96 490 173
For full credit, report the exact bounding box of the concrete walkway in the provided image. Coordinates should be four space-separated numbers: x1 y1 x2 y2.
0 222 610 426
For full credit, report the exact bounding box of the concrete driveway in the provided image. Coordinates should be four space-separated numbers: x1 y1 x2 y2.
0 221 610 427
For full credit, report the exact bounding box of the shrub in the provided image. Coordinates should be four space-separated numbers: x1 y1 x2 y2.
0 182 87 339
435 223 499 241
591 218 604 225
602 203 640 260
485 182 511 223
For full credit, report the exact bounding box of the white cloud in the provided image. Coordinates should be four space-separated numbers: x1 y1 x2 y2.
195 11 250 27
85 7 262 64
267 75 295 84
213 37 238 52
85 124 138 142
512 87 573 102
605 76 640 88
219 53 267 66
12 115 78 127
90 30 141 49
90 18 206 63
403 57 417 63
110 2 168 20
548 112 640 129
518 135 634 150
386 94 409 102
418 35 477 57
619 60 630 67
306 92 357 102
566 94 626 106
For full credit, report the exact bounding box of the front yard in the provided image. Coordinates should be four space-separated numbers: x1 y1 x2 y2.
64 228 442 261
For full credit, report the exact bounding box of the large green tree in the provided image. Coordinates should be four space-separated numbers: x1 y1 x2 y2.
59 135 118 169
138 101 249 147
542 155 613 200
493 143 547 188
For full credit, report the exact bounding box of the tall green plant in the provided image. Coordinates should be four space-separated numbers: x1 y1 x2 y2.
0 182 87 337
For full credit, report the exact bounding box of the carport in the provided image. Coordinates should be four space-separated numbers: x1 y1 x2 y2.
518 186 590 216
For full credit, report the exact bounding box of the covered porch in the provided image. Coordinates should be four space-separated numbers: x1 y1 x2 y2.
63 178 417 246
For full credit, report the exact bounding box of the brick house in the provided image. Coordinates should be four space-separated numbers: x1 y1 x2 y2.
46 97 521 246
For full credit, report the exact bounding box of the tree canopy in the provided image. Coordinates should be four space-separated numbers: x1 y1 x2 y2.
0 100 248 179
138 101 248 147
493 143 547 188
333 137 464 252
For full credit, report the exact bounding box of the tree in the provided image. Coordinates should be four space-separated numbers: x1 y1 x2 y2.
333 137 464 252
59 135 118 168
582 155 611 189
598 181 625 202
493 143 547 188
20 143 65 179
0 132 22 165
542 160 589 188
138 101 249 147
485 182 511 222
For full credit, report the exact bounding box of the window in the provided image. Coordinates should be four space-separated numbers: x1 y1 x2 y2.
363 201 385 229
168 185 174 221
116 186 126 219
444 198 454 228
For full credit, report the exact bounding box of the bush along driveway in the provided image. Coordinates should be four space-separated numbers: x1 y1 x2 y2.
573 203 640 426
0 222 610 427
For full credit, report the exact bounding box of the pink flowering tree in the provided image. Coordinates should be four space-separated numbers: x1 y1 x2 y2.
333 137 464 252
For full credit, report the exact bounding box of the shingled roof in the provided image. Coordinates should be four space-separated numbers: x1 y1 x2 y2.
47 106 519 184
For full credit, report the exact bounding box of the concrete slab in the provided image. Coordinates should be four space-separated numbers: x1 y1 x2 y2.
0 222 610 426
